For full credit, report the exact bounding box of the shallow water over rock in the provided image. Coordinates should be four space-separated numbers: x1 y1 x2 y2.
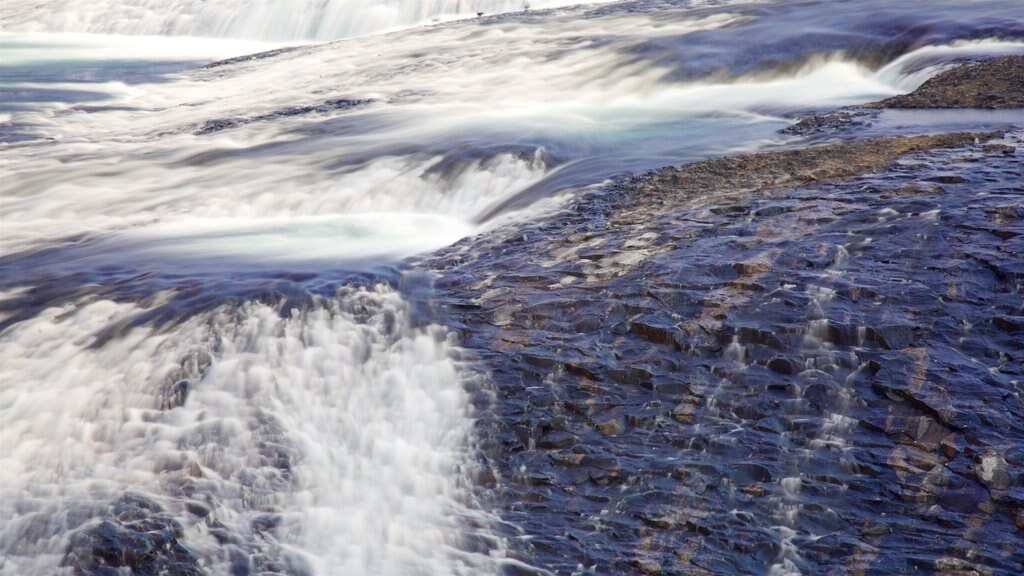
426 132 1024 575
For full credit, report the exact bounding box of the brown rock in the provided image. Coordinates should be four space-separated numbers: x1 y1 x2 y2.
595 417 624 435
864 56 1024 109
620 132 999 220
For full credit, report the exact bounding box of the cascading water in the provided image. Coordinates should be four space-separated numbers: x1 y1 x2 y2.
0 0 618 41
0 285 499 576
2 0 1024 574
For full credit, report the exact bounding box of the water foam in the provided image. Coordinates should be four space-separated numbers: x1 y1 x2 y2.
0 285 498 575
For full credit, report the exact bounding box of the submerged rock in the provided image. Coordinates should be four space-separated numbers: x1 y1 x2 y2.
64 494 204 576
195 98 373 135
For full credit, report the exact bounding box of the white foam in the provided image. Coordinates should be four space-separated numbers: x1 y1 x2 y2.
873 39 1024 91
0 296 212 574
0 286 497 576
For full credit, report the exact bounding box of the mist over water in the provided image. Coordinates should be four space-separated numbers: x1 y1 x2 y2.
2 0 1024 575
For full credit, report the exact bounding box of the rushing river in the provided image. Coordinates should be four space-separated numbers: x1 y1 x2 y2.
1 1 1023 575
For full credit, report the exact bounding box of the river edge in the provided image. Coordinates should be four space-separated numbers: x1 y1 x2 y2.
425 57 1024 575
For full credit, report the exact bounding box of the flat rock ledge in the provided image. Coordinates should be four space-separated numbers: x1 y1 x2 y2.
617 132 1000 222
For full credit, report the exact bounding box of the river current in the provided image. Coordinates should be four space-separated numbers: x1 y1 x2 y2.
1 1 1023 575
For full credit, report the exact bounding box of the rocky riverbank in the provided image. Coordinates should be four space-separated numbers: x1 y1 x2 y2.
425 57 1024 575
864 55 1024 110
785 55 1024 137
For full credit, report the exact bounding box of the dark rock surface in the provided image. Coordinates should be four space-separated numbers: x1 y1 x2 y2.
64 494 204 576
427 129 1024 574
194 98 373 135
779 109 880 136
865 55 1024 109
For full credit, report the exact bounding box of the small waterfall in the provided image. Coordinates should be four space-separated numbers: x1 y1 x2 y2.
766 247 863 576
0 285 499 575
0 0 613 41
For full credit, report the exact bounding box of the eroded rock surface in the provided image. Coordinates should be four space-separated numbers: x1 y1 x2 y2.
427 131 1024 575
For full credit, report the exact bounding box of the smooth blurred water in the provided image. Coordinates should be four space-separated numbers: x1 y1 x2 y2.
0 0 620 41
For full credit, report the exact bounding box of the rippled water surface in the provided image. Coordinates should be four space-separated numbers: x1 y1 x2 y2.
1 1 1023 575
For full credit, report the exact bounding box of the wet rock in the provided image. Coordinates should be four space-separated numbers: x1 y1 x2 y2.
929 470 992 516
183 500 211 519
939 435 965 459
537 431 577 450
729 463 772 484
594 416 624 436
731 260 771 275
864 56 1024 109
203 46 302 69
251 513 283 535
670 398 700 424
766 356 799 375
975 452 1014 490
581 454 620 476
626 132 998 214
716 326 785 349
195 98 372 135
548 452 585 467
983 143 1017 155
923 174 967 184
741 483 767 497
427 125 1024 575
865 324 918 350
992 315 1024 333
629 316 681 347
490 304 522 326
780 109 879 136
861 522 888 537
633 558 663 574
564 361 601 381
625 403 663 429
161 379 191 410
892 183 945 197
608 366 654 388
65 494 204 576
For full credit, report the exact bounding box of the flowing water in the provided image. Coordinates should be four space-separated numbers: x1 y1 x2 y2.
2 1 1024 575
